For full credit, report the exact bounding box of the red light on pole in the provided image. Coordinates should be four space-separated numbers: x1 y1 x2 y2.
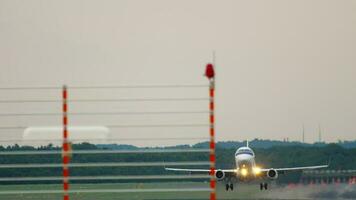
205 63 215 80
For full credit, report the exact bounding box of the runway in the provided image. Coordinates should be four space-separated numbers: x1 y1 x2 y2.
0 182 354 200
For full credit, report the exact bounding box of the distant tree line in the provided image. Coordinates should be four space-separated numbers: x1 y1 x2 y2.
0 141 355 184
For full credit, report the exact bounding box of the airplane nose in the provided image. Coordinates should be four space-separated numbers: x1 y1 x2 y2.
238 160 250 166
236 154 253 165
237 154 252 160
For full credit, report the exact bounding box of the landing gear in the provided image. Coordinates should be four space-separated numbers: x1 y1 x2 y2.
225 183 234 191
260 182 268 190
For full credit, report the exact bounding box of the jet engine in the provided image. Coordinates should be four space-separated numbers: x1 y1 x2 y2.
267 169 278 180
215 170 225 180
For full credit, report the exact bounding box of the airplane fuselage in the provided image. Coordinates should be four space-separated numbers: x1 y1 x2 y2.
235 147 257 180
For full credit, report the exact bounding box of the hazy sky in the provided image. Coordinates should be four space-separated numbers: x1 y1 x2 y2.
0 0 355 146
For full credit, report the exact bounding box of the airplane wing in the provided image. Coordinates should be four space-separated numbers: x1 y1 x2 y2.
165 168 237 173
261 164 328 173
166 164 328 174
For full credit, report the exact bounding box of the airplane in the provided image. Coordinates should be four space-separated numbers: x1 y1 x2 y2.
165 141 328 191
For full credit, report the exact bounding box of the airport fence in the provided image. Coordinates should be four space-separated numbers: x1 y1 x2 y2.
0 64 217 200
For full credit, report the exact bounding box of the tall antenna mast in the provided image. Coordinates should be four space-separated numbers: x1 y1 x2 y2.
302 124 305 143
212 51 216 87
318 124 322 143
212 50 216 65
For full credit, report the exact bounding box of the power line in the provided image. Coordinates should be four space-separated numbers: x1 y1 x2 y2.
0 111 209 117
0 86 60 90
0 149 210 155
0 84 208 90
0 137 209 143
0 126 26 130
106 124 209 128
0 98 209 104
0 124 209 130
69 85 209 89
0 161 210 168
0 188 211 195
0 99 59 103
0 175 210 182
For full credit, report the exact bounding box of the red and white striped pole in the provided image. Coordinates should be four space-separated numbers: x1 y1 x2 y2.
205 63 216 200
62 85 70 200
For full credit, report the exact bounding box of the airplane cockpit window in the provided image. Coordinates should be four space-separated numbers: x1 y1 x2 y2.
235 148 254 156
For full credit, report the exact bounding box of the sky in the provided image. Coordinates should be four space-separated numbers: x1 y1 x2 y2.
0 0 355 146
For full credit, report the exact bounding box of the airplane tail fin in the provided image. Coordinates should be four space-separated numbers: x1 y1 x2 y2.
246 140 249 148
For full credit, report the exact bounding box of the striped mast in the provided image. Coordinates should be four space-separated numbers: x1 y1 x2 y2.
62 85 70 200
205 63 216 200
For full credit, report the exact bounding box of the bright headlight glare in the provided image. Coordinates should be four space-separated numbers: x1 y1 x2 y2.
241 168 248 176
253 167 261 175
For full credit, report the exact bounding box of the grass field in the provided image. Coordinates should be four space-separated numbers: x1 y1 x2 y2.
0 182 261 200
0 182 354 200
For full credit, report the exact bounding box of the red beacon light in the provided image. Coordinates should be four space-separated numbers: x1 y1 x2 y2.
205 63 215 79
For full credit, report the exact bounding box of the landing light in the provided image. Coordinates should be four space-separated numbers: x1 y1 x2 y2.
253 167 261 175
240 168 248 176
